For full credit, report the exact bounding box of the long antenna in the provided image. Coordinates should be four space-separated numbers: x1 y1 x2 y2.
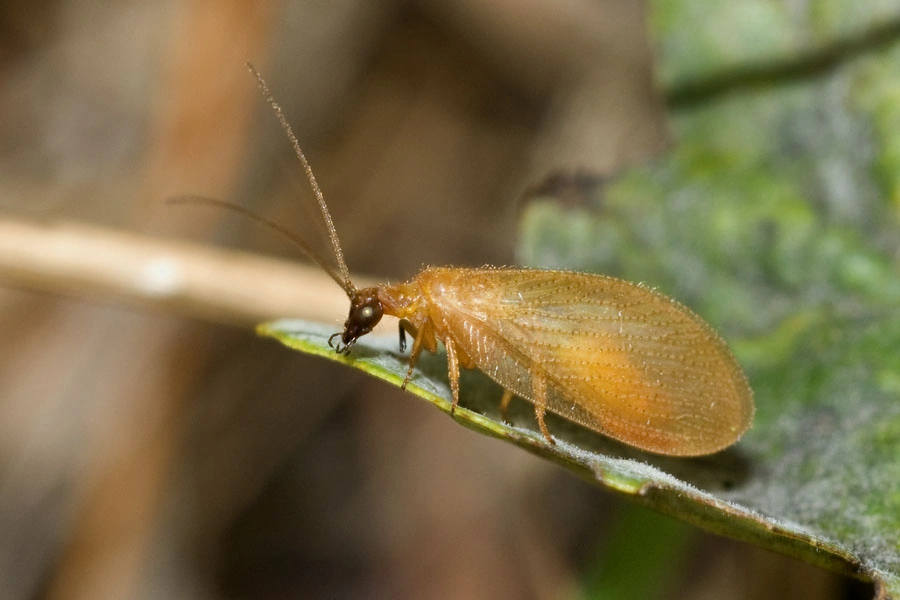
246 62 355 296
167 196 352 293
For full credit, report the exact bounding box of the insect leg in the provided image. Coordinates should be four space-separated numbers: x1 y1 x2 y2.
499 389 514 423
401 319 433 391
531 373 555 445
398 319 418 353
444 338 461 415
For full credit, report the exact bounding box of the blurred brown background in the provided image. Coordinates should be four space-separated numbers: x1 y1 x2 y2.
0 1 870 599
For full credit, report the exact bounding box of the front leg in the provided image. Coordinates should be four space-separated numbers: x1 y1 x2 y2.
398 319 418 353
401 318 436 391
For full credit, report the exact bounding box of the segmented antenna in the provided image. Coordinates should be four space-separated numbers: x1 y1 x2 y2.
167 195 350 291
246 62 356 296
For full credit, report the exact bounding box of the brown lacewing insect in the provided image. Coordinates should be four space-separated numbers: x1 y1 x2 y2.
181 64 754 456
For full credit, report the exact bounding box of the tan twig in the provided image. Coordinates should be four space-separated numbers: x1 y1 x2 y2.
0 215 376 328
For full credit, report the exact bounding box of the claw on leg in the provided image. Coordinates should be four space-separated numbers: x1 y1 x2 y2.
535 403 554 445
401 363 415 391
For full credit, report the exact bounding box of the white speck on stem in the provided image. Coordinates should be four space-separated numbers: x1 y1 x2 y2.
139 257 182 296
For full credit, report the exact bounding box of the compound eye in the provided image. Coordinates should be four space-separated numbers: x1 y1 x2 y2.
355 301 383 327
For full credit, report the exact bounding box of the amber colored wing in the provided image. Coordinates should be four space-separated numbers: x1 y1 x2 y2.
420 268 754 456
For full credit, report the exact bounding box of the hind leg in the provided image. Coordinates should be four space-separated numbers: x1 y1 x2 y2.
531 373 554 445
444 338 462 414
499 389 514 423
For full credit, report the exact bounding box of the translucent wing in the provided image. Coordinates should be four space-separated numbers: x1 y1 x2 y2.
420 268 754 455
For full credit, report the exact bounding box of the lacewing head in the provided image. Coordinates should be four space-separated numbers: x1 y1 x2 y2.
172 66 386 351
245 64 389 350
329 287 384 354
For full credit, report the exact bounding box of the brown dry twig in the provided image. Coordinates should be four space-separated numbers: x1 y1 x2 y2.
0 215 374 328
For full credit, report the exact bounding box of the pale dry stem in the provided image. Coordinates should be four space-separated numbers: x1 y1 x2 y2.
0 215 375 328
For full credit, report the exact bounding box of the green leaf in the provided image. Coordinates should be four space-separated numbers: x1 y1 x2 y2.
260 317 873 587
579 504 695 600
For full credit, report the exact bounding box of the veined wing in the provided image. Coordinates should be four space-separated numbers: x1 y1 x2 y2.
422 268 754 455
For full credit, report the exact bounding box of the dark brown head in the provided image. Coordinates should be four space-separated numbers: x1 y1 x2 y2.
328 287 384 354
